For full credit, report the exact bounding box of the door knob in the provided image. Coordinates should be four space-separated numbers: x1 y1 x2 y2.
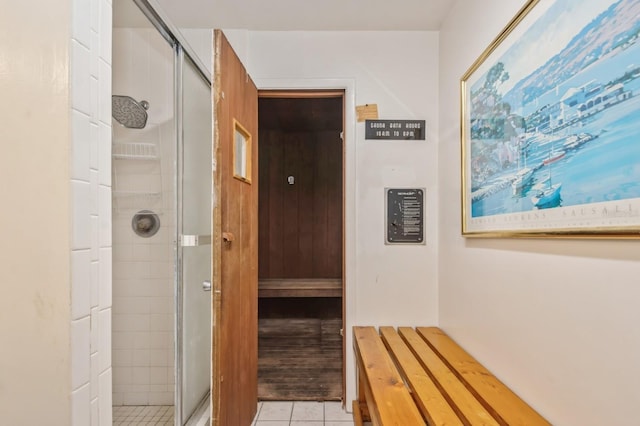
222 232 234 243
202 280 212 291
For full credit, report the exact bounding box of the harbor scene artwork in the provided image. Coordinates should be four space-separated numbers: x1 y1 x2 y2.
461 0 640 236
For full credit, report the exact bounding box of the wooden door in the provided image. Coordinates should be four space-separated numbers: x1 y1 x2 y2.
212 30 259 426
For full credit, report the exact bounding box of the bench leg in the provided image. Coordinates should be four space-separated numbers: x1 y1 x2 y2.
352 400 364 426
355 358 372 423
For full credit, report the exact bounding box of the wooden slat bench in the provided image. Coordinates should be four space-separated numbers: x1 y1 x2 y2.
353 326 550 426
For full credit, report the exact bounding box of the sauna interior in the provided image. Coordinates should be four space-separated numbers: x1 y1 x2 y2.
257 93 344 401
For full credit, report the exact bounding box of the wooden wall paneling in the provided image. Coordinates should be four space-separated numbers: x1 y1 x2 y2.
258 97 344 280
297 132 315 277
324 131 343 278
311 134 329 277
282 133 300 278
258 130 270 278
267 131 284 278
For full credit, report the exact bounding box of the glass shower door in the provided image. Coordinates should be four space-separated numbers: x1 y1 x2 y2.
177 49 213 425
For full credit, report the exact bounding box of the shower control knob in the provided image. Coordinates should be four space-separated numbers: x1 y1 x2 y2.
202 280 212 291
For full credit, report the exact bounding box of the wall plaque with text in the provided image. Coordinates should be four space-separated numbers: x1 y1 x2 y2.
386 188 425 244
365 120 426 140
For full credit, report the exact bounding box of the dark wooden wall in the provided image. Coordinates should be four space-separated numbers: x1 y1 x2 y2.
258 97 343 279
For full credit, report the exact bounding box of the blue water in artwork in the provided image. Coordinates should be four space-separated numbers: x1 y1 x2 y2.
517 40 640 117
471 41 640 218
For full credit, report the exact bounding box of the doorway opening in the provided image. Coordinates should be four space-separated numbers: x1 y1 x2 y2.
257 91 345 401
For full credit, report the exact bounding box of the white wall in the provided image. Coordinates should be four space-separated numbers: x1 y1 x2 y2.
439 1 640 425
231 30 440 405
0 1 72 423
0 0 112 424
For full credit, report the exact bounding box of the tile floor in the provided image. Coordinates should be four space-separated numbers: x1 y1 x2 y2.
112 405 174 425
112 401 355 425
253 401 354 426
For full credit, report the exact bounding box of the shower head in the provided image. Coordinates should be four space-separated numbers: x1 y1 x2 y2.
112 95 149 129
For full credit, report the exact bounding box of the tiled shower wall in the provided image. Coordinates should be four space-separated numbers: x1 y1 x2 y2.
111 27 176 406
70 0 113 424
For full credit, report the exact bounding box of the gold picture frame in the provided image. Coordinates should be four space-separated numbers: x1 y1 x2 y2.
461 0 640 238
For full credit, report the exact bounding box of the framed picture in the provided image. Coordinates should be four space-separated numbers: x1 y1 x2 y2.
461 0 640 238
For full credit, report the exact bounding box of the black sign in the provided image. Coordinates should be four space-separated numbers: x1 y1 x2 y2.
365 120 426 140
386 188 424 244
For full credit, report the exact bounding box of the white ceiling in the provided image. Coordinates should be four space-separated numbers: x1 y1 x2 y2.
114 0 455 31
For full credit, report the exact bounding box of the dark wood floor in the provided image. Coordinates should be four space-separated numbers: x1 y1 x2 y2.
258 298 342 401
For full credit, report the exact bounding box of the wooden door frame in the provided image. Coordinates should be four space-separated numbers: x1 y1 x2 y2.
255 78 357 406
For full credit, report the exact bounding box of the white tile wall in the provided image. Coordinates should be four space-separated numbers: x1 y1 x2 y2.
72 0 91 47
99 308 112 371
71 40 92 115
90 170 100 215
91 123 100 170
72 384 91 426
91 259 100 307
72 180 92 250
91 74 100 126
112 27 176 407
99 369 114 425
70 0 112 424
72 317 92 389
72 109 92 182
72 249 92 320
99 0 112 65
91 398 100 426
98 60 113 127
99 123 112 186
91 352 100 399
99 188 113 247
99 247 113 307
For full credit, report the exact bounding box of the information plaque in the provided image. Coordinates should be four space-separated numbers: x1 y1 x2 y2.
365 120 426 140
386 188 425 244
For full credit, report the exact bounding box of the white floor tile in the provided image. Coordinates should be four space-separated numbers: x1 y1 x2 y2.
324 402 353 421
257 401 294 421
292 401 324 421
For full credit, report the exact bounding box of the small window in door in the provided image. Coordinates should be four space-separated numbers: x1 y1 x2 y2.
233 119 252 183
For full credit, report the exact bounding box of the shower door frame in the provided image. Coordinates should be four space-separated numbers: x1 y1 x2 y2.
132 1 213 424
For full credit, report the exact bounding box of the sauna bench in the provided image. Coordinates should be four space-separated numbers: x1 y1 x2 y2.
258 278 342 298
352 326 550 426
